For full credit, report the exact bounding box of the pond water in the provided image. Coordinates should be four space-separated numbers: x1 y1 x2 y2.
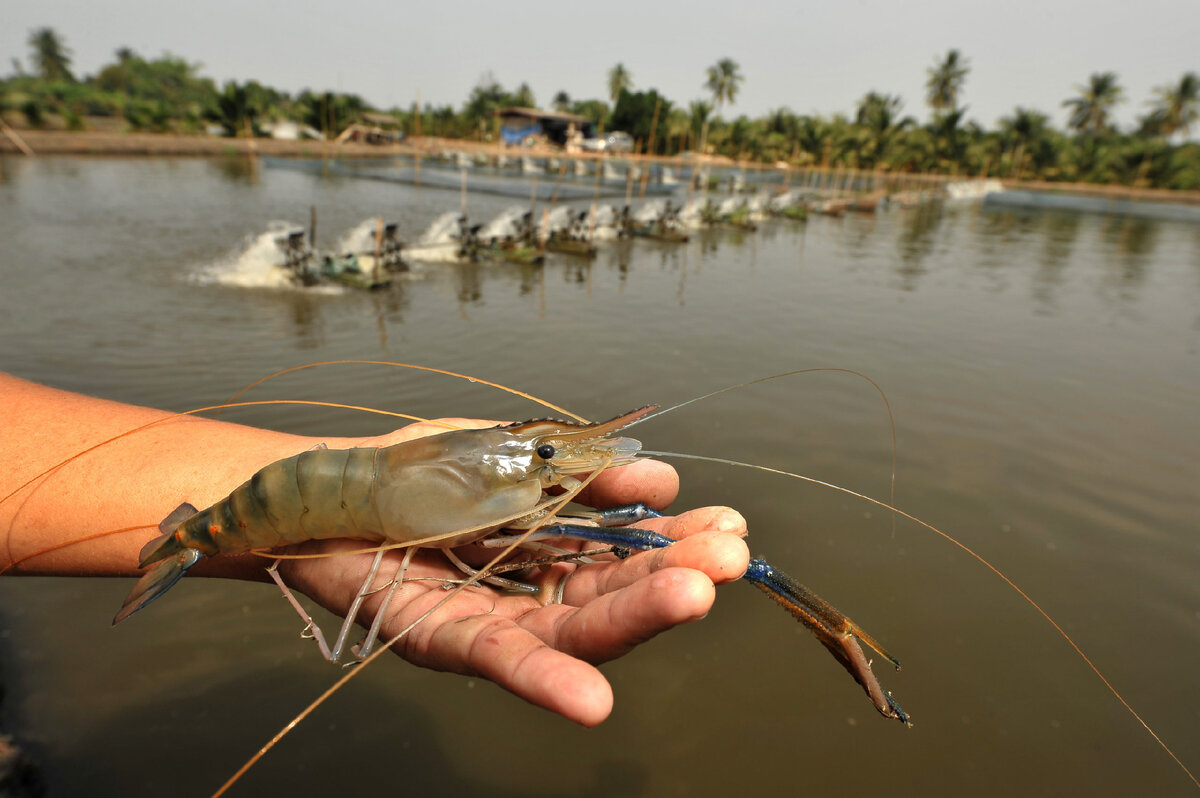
1 155 1198 796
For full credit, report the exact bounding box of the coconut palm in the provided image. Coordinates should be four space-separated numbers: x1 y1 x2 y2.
854 92 912 168
28 27 74 82
688 99 712 146
925 49 968 114
511 82 536 108
665 107 691 153
998 107 1055 178
1143 73 1199 140
1063 72 1124 135
705 57 743 111
607 63 633 104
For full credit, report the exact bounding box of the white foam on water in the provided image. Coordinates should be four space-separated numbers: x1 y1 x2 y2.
769 190 799 210
716 196 741 216
678 198 706 228
542 205 574 234
193 221 301 289
633 199 666 223
479 205 527 240
945 179 1005 200
334 218 383 255
406 211 468 263
418 211 464 246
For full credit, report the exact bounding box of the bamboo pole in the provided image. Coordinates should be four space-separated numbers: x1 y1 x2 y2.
550 156 568 203
373 217 384 285
640 96 661 198
0 120 35 156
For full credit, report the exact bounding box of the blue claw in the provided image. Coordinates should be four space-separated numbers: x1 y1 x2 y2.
525 519 909 725
744 557 909 725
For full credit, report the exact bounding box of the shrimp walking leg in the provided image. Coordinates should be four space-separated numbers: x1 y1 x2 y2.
269 547 420 662
353 547 417 660
267 550 386 662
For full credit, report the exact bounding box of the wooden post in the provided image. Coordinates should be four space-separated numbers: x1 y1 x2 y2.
550 156 568 203
461 168 468 215
309 206 317 250
373 217 384 285
0 120 35 156
640 97 661 198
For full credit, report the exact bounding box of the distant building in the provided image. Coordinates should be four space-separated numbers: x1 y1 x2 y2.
335 112 404 145
495 107 596 148
262 120 323 141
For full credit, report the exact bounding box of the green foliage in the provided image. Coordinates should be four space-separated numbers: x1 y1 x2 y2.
1 30 1196 190
926 50 968 113
295 89 367 136
611 88 672 153
1063 72 1124 135
570 99 609 130
607 63 632 105
20 98 44 128
705 58 742 109
28 27 74 82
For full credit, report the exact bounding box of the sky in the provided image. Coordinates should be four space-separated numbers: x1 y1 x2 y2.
4 0 1198 134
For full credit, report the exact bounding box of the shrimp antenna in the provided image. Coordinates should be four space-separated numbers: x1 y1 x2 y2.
219 360 588 423
627 368 897 531
639 450 1199 791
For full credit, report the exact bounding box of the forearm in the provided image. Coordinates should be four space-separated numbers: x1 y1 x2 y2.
0 373 322 578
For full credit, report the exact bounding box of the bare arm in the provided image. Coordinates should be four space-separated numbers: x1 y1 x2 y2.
0 373 749 725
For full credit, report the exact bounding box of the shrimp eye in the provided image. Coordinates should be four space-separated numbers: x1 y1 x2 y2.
536 444 556 460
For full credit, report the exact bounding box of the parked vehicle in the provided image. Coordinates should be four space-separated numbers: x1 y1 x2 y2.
580 131 634 153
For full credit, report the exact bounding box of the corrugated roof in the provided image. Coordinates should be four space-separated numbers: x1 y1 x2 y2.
495 106 591 124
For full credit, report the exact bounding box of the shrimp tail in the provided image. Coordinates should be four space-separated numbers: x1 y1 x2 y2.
113 503 203 625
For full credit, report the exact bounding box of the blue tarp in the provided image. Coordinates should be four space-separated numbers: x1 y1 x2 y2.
501 122 541 146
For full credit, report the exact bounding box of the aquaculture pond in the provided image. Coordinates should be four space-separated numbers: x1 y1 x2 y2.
1 155 1197 796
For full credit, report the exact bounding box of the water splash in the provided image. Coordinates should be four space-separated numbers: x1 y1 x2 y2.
193 222 300 289
334 218 383 256
479 205 528 241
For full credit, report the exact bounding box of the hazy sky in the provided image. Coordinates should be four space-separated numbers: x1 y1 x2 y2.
5 0 1198 133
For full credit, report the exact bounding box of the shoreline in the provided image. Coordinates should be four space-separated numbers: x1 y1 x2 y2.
4 129 1199 207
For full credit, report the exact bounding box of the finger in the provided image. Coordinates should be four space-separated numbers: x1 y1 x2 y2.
403 601 615 726
522 566 719 664
578 458 679 510
556 529 750 606
639 505 748 541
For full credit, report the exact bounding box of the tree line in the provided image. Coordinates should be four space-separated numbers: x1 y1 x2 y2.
5 29 1198 189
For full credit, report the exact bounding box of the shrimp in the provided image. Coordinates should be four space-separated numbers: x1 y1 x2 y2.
111 402 908 724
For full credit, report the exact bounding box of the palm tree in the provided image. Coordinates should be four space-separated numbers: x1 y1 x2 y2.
854 92 911 168
1063 72 1124 135
607 63 632 104
511 82 535 108
998 107 1054 178
28 27 74 82
925 49 968 114
1144 73 1199 140
705 57 743 111
665 107 691 154
688 100 712 145
698 58 742 157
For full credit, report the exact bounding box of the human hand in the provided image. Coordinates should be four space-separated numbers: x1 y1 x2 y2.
275 418 750 726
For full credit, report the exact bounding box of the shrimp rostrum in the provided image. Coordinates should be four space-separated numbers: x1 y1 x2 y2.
114 406 909 725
